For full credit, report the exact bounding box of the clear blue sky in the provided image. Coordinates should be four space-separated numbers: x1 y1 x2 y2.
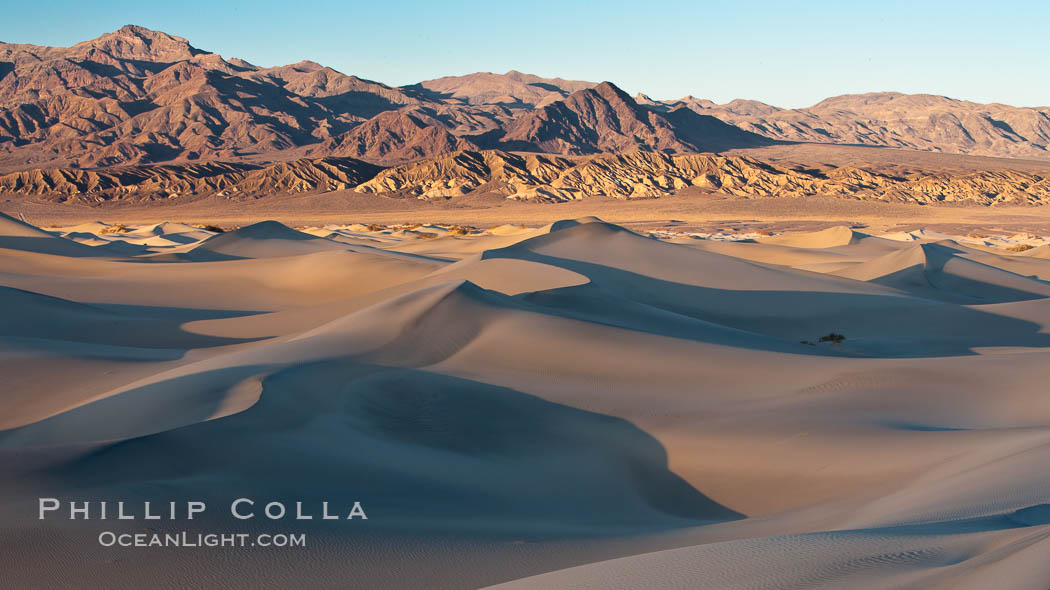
3 0 1047 108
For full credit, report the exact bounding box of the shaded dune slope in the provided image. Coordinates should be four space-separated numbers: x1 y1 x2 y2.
836 241 1050 303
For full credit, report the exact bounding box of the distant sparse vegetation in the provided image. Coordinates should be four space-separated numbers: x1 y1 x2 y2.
755 229 773 236
484 223 526 233
98 224 129 234
1006 243 1034 252
818 332 846 344
365 223 384 232
448 225 473 236
414 231 438 239
201 224 225 233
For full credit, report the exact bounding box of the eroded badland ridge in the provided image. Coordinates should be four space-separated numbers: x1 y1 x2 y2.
4 150 1050 207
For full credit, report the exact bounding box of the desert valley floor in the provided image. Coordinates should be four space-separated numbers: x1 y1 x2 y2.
2 209 1050 589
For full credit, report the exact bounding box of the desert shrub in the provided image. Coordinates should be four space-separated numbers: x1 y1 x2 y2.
202 224 225 233
800 340 815 346
98 224 129 234
755 229 773 236
818 332 846 344
448 225 472 236
414 231 438 239
1006 243 1034 252
365 223 384 232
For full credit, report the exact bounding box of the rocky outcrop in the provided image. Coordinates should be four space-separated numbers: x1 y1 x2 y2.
313 110 478 164
357 150 1050 204
406 70 594 107
355 150 574 199
498 82 771 155
0 157 380 199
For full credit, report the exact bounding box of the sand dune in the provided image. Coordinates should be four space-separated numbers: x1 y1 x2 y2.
1022 244 1050 259
0 212 108 257
186 220 356 259
754 225 868 248
3 215 1050 589
836 241 1050 303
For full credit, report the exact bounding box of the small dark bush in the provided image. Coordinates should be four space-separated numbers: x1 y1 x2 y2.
819 333 846 344
1006 243 1034 252
99 224 129 234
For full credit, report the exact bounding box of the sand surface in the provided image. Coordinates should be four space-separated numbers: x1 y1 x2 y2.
3 212 1050 589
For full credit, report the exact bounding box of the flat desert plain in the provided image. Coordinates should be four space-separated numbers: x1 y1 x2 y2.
3 207 1050 589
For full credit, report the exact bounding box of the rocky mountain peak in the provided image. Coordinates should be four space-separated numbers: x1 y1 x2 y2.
73 25 204 62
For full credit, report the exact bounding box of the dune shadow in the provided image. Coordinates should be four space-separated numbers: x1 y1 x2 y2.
869 264 1050 304
0 235 107 257
26 364 742 535
122 249 247 262
491 249 1050 357
1 292 268 350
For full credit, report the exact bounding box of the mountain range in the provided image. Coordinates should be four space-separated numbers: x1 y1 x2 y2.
642 93 1050 160
3 24 1050 180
